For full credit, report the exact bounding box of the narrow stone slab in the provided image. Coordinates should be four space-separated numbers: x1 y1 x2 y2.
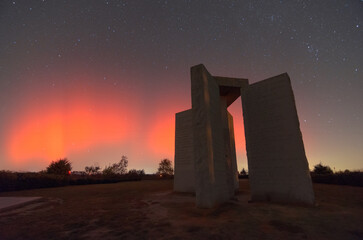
0 197 43 212
241 73 314 204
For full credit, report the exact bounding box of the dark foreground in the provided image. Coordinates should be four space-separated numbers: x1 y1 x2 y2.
0 180 362 240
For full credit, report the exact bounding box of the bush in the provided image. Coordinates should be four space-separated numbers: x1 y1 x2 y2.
311 171 363 187
0 171 70 192
85 164 101 175
313 163 333 175
309 163 363 187
47 158 72 175
239 168 249 179
103 156 128 176
128 169 145 177
0 169 144 192
157 159 174 176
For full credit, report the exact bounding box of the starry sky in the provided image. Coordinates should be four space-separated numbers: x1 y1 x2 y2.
0 0 362 173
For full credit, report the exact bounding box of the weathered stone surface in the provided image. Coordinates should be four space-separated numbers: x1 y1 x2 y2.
174 64 315 207
241 73 314 204
191 65 233 208
227 111 239 190
215 76 248 107
174 109 194 192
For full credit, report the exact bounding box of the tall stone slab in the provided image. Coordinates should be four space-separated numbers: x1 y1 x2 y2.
241 73 314 204
220 97 236 196
191 64 235 208
174 109 194 192
227 111 239 190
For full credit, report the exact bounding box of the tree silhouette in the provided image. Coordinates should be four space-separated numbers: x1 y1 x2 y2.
128 169 145 177
85 164 101 175
103 155 128 175
46 158 72 175
157 158 174 176
313 163 333 175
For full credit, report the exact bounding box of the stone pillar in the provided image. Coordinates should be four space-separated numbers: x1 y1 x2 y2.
191 64 234 208
174 109 195 192
241 73 314 204
227 111 239 190
220 97 236 197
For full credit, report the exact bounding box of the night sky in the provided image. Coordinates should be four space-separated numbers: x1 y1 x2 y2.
0 0 362 173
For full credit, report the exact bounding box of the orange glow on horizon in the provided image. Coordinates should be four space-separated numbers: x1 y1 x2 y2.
145 98 189 161
7 98 138 166
4 69 249 172
8 112 66 164
147 115 175 159
228 99 246 156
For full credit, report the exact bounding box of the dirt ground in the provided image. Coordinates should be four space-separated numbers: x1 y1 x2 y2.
0 179 362 240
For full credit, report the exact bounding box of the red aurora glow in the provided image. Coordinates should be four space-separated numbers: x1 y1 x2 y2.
7 102 138 166
3 72 247 171
5 71 140 168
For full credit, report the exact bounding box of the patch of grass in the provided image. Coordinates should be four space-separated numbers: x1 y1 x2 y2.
269 220 304 234
0 180 362 240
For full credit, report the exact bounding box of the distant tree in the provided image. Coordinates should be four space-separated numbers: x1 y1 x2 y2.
102 165 115 175
103 155 128 175
157 159 174 176
313 163 333 175
46 158 72 175
127 169 145 179
128 169 145 177
240 168 247 176
116 155 128 174
85 164 101 175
